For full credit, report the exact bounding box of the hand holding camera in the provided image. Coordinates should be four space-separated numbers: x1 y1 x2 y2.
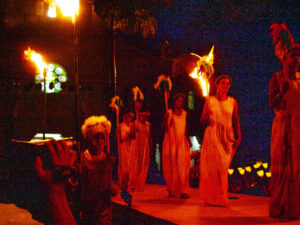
35 139 77 185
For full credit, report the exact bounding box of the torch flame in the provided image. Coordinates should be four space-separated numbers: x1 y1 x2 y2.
205 45 214 64
189 67 210 97
188 46 214 97
24 47 46 74
190 67 198 79
56 0 79 23
47 1 57 18
198 73 209 97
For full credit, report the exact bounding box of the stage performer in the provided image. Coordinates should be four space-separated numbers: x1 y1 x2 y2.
117 112 135 187
162 93 192 198
269 23 300 219
129 110 152 191
116 112 134 204
199 74 241 206
81 115 117 225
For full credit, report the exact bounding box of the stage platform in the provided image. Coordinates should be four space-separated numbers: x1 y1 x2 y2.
112 184 299 225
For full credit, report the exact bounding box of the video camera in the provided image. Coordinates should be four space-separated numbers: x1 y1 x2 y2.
9 137 77 178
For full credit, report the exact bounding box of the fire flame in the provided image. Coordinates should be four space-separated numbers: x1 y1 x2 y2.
205 46 214 64
189 46 214 97
56 0 79 23
189 67 210 97
198 75 210 97
47 1 57 18
24 47 46 74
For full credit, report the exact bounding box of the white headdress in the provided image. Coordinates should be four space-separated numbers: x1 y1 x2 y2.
81 115 111 141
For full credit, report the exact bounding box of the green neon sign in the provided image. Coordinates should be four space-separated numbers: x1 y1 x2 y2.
35 63 67 93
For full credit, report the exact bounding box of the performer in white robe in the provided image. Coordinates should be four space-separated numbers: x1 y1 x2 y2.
162 93 192 198
199 75 241 206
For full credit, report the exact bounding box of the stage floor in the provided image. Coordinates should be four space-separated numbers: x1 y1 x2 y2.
112 184 299 225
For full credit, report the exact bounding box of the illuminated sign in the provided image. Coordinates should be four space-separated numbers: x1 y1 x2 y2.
35 63 67 93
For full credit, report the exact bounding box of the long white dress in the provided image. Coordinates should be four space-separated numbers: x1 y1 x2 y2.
129 120 151 191
199 96 235 206
162 109 190 197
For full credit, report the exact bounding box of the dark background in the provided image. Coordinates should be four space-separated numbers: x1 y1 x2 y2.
0 0 299 171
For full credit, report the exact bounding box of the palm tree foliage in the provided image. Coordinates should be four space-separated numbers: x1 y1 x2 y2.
94 0 174 95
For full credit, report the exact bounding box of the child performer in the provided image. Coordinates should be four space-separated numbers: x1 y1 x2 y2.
81 115 117 225
117 112 135 188
116 112 134 206
162 93 192 198
130 110 152 191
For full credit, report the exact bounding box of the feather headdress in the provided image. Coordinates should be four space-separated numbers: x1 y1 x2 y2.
132 86 144 102
109 96 123 111
154 75 172 91
270 23 295 60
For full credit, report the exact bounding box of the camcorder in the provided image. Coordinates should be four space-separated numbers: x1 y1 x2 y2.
9 137 77 182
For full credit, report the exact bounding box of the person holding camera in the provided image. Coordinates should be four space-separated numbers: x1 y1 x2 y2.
35 115 117 225
35 139 77 225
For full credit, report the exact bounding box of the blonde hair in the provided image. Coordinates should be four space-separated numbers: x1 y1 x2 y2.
81 115 111 141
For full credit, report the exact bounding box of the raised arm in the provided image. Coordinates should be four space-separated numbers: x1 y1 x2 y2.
35 140 77 225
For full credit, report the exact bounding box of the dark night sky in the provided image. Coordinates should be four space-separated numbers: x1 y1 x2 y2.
1 1 299 166
149 0 300 164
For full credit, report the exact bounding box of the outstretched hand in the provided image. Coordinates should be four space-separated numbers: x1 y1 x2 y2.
34 140 78 225
35 140 77 185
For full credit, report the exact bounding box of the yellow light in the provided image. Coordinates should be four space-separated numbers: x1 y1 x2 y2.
265 172 271 178
257 170 264 178
47 2 57 18
253 164 259 169
228 168 234 175
262 162 268 169
24 47 47 74
238 167 245 175
56 0 79 23
245 166 252 173
253 161 262 169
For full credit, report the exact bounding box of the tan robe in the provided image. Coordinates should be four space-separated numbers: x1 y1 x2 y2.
269 72 300 218
118 123 132 187
129 120 151 191
162 109 190 197
199 96 235 206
